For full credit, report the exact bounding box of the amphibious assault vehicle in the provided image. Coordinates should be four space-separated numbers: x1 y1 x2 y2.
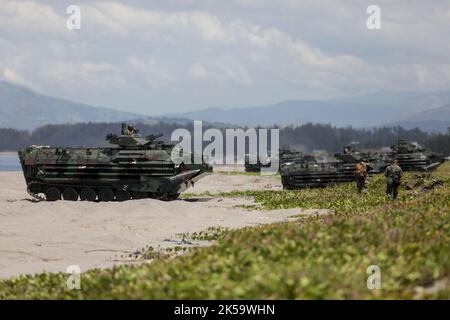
244 147 303 173
390 140 443 171
18 124 212 201
280 147 390 190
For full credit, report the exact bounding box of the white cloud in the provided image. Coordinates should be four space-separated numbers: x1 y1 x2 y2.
188 60 253 86
82 2 231 42
41 61 124 95
0 0 68 37
189 63 209 79
126 55 176 90
3 68 30 87
0 0 449 112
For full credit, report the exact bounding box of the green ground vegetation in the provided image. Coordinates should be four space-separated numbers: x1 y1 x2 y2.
1 163 449 299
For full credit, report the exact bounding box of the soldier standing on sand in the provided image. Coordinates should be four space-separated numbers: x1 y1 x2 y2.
355 160 369 193
384 160 403 199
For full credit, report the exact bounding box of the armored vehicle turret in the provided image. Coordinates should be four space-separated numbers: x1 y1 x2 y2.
390 140 443 171
244 147 303 173
18 123 212 202
279 147 304 167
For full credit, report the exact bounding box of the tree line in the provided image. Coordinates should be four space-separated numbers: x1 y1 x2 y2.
0 121 449 156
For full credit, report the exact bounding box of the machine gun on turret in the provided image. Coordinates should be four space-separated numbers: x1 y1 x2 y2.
107 125 172 150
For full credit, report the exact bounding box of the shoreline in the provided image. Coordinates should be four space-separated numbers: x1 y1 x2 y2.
0 171 294 278
0 151 18 157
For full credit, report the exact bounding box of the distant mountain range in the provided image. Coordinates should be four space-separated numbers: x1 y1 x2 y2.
390 104 450 133
0 81 143 130
1 80 449 133
165 90 450 133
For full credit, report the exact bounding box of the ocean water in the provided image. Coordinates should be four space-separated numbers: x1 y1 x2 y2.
0 154 21 171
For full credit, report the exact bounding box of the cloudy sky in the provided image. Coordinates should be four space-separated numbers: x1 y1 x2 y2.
1 0 449 115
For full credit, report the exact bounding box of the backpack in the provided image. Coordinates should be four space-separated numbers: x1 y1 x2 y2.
355 163 367 178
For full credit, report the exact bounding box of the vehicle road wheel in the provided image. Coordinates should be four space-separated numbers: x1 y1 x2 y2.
62 188 78 201
159 193 180 201
158 192 169 201
132 191 147 200
98 188 114 202
116 189 131 202
167 193 180 201
80 188 96 201
45 187 61 201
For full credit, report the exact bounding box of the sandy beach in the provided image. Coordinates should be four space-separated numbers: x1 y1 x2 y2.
0 170 326 279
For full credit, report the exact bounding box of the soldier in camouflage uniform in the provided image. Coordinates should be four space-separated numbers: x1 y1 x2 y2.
384 160 403 199
344 144 353 154
355 160 369 193
122 123 137 135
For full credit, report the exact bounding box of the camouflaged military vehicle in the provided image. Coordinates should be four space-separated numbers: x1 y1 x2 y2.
244 147 302 173
279 147 304 166
280 147 390 189
280 154 331 189
390 140 443 171
18 123 212 202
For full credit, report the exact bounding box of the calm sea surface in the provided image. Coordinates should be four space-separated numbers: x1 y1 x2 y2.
0 153 21 171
